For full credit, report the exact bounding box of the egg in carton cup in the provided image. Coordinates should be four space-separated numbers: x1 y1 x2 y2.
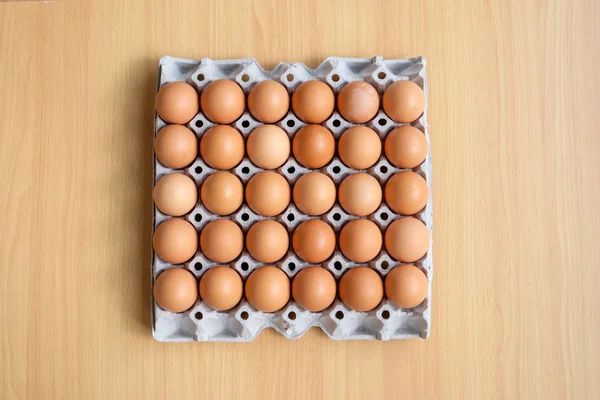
152 56 432 342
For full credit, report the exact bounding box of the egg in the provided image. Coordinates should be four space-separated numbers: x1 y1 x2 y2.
154 124 198 169
200 125 245 170
200 172 244 215
292 172 336 216
291 125 335 168
245 266 290 312
153 173 197 217
248 80 289 123
338 173 382 216
385 264 428 309
291 80 334 123
153 218 198 264
382 80 425 123
338 126 382 169
247 125 290 169
153 268 198 313
200 219 243 263
339 219 382 263
339 267 383 312
155 81 199 124
292 220 336 263
199 266 243 311
246 220 289 263
384 126 428 168
384 171 429 215
291 266 336 312
245 171 290 216
200 79 245 124
384 217 429 262
337 81 379 123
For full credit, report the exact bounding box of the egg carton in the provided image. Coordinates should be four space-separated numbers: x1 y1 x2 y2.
152 55 432 342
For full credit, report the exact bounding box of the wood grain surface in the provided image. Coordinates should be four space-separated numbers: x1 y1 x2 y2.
1 0 599 399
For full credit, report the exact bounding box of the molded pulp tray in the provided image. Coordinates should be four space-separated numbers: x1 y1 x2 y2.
152 55 432 342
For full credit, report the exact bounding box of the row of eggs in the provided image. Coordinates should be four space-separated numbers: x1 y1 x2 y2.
154 216 429 266
154 170 428 219
154 263 428 315
155 78 425 127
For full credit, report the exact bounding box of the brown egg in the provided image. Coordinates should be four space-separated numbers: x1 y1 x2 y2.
155 82 199 124
154 125 198 169
245 171 290 216
382 80 425 123
339 267 383 312
292 266 336 312
292 220 336 263
384 217 429 262
291 80 335 123
385 264 428 309
337 81 380 123
338 173 382 216
292 125 335 168
200 172 244 215
248 80 289 123
153 218 198 264
338 126 382 169
246 220 289 263
339 219 382 263
200 125 245 170
247 125 290 169
154 268 198 312
384 126 428 168
200 79 245 124
153 173 197 217
292 172 336 216
245 266 290 312
199 266 243 311
200 219 243 263
385 172 429 215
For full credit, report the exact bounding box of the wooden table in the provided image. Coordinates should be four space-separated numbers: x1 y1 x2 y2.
1 0 599 398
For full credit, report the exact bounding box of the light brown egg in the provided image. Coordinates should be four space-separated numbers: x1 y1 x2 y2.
384 217 429 262
200 125 245 170
245 171 290 216
291 80 335 123
199 266 243 311
246 125 290 169
155 82 199 124
200 172 244 215
292 220 336 263
200 219 243 263
292 172 336 216
245 266 290 312
338 173 382 216
248 80 289 123
246 220 289 263
291 125 335 168
338 126 382 169
154 125 198 169
385 172 429 215
382 80 425 123
292 266 336 312
339 219 382 263
200 79 245 124
337 81 380 123
154 268 198 313
153 218 198 264
153 173 197 217
385 264 428 309
339 267 383 312
384 126 428 168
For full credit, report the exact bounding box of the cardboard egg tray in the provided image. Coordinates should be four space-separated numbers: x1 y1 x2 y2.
152 55 432 342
